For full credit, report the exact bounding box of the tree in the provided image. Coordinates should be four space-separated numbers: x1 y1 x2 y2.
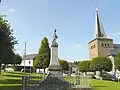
33 37 50 73
90 57 112 72
78 60 90 72
12 54 22 70
59 60 69 71
0 15 17 74
115 52 120 71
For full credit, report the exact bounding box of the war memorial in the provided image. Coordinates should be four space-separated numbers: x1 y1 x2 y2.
22 30 92 90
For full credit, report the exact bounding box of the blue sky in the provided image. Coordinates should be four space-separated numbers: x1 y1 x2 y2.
1 0 120 61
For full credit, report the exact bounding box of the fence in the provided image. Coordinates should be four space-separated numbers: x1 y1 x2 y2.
64 75 92 88
22 74 92 90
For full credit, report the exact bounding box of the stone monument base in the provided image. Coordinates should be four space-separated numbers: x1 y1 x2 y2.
48 65 62 77
39 75 72 89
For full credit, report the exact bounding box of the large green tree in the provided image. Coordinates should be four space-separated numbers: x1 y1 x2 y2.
33 37 50 73
78 60 90 72
0 15 17 74
59 60 69 71
90 57 112 72
115 52 120 71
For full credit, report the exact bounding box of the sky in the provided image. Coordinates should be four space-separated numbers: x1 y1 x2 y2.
0 0 120 61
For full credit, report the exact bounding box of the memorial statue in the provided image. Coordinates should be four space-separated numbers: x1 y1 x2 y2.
52 29 58 44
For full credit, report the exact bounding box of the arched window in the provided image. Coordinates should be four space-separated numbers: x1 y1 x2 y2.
101 43 104 47
105 44 106 47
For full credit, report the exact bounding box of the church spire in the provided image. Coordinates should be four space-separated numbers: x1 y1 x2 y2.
94 8 106 38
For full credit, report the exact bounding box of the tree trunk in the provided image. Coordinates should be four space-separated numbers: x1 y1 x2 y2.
4 64 6 72
44 68 46 78
44 68 45 74
39 68 40 74
100 70 102 76
13 62 16 71
0 64 1 75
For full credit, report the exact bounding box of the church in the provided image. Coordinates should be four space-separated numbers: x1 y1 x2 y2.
89 8 120 60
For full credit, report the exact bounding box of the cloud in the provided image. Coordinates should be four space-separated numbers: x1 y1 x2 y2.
69 44 83 49
8 8 16 13
112 32 120 36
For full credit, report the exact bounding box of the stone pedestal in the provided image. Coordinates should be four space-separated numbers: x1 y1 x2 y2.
48 43 62 76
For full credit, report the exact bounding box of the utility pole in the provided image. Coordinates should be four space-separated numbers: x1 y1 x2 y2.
24 42 26 73
23 42 26 90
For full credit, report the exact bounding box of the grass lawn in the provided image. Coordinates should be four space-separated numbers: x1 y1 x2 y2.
0 72 43 90
91 79 120 90
0 72 120 90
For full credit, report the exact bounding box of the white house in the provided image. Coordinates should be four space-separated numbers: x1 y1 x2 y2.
68 62 78 74
20 54 37 67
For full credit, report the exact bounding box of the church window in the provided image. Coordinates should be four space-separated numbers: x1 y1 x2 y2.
105 44 106 47
91 46 92 49
102 43 104 47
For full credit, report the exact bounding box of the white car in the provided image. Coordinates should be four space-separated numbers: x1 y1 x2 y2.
5 68 14 72
71 73 76 77
63 73 67 76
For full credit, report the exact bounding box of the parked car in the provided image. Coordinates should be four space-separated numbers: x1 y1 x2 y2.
102 73 118 81
89 74 96 79
63 73 67 76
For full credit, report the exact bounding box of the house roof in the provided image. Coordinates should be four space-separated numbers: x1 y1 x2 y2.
108 44 120 56
68 62 78 68
22 54 37 60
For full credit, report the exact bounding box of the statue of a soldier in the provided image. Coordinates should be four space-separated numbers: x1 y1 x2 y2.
52 29 58 47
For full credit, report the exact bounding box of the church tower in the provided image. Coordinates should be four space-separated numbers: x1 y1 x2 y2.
89 8 113 60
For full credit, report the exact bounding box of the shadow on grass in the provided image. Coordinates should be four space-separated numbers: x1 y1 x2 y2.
93 86 107 87
92 86 108 90
0 79 22 84
7 72 24 75
3 74 22 78
0 86 21 90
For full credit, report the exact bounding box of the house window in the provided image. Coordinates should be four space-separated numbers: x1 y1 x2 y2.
29 61 31 64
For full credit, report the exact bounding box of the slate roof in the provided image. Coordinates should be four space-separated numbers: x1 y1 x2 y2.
22 54 37 60
68 62 78 68
94 8 106 38
108 44 120 56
